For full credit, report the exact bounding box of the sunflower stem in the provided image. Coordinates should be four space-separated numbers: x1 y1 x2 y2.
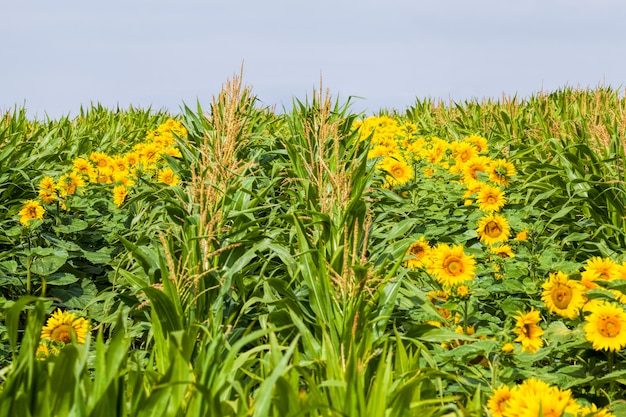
463 298 469 335
608 350 615 396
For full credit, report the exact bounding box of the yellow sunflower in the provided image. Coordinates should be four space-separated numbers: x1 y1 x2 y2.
38 176 57 204
112 185 128 206
456 284 470 298
124 151 141 169
451 141 478 164
582 256 620 282
477 184 506 212
464 134 489 153
379 157 414 186
541 271 586 319
36 340 60 361
476 213 511 246
583 301 626 352
514 229 528 241
490 244 514 259
40 308 90 345
89 151 113 169
19 200 45 226
513 309 544 353
405 237 431 269
72 157 96 182
461 155 492 182
430 243 476 287
502 378 577 417
488 159 517 187
487 385 512 417
578 404 616 417
367 144 396 160
157 167 180 186
57 172 86 196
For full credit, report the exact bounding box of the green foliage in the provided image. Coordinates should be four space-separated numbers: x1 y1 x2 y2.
2 85 626 416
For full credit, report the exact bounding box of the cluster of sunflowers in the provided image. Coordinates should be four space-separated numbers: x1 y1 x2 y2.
17 119 186 227
36 308 90 360
488 377 615 417
356 115 519 288
356 116 624 414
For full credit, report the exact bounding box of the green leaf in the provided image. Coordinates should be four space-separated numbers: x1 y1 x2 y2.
48 279 97 308
30 248 68 275
53 218 89 233
46 272 79 286
83 247 113 264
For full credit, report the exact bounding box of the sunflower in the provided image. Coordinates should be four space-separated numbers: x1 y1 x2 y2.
124 151 141 169
367 144 396 160
487 385 512 417
405 237 431 269
490 244 514 259
72 157 96 182
583 301 626 352
40 308 89 344
514 229 528 241
513 309 544 353
57 172 86 196
582 256 620 282
461 155 492 182
451 141 478 164
464 134 489 153
36 340 60 361
38 176 57 204
578 404 616 417
541 271 586 319
89 151 113 169
112 185 128 206
477 184 506 212
379 157 414 186
430 243 476 287
157 167 180 186
501 343 514 354
488 159 517 187
19 200 45 226
476 213 511 246
502 378 577 417
456 285 470 298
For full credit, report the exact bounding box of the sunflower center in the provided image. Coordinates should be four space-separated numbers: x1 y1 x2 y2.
410 245 425 258
443 256 464 276
521 324 531 337
26 207 39 218
51 324 73 343
551 285 573 309
598 316 621 338
485 221 503 238
392 167 404 178
487 195 496 204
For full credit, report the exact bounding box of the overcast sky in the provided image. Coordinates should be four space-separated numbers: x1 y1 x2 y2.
1 0 625 119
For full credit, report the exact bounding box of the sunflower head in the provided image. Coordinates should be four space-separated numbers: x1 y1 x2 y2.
487 385 512 417
19 200 45 226
406 237 431 269
430 243 476 287
379 157 414 186
40 309 90 345
477 184 506 212
583 256 620 281
541 271 586 319
476 213 511 246
513 309 544 353
583 301 626 352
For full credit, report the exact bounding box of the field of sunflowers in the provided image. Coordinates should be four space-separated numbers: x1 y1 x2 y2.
1 77 626 416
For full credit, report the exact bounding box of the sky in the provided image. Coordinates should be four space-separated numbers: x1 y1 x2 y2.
1 0 625 119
